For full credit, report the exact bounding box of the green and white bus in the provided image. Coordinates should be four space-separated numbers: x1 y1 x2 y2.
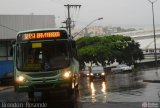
13 28 79 100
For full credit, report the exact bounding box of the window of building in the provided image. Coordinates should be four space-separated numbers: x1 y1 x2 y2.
0 41 7 56
0 40 14 60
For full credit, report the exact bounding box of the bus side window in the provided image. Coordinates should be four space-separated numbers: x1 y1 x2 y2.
72 40 78 60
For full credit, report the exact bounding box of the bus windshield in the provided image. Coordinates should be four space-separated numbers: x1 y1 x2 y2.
16 41 70 72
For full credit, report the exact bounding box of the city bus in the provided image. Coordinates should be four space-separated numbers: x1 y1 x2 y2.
12 28 79 100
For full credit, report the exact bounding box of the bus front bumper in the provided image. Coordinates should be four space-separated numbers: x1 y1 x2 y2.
15 80 72 92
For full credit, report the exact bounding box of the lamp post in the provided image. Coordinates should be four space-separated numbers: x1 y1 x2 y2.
148 0 158 67
73 17 103 38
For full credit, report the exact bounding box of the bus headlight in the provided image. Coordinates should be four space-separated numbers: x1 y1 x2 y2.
63 71 72 79
90 73 93 76
16 75 25 83
101 72 105 75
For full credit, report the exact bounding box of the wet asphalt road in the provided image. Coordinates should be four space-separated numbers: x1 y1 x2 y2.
0 68 160 108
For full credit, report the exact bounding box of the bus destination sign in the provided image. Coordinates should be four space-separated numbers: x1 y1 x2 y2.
22 32 60 40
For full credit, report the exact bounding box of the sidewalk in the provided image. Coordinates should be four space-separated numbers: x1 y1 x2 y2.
143 68 160 83
143 79 160 83
0 85 13 91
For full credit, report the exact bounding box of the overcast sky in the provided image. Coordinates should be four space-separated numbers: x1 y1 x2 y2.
0 0 159 28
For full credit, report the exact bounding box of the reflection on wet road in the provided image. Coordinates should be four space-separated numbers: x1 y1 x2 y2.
79 77 109 103
79 69 160 102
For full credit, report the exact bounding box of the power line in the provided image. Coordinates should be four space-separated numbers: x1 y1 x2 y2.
0 24 18 32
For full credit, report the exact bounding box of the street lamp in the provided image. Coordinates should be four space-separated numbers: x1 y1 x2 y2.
73 17 103 38
148 0 158 67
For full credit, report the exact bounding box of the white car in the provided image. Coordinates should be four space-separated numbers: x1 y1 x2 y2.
111 64 132 73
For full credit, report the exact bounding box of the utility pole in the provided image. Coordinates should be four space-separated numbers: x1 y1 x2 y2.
64 4 81 36
60 20 68 29
148 0 158 68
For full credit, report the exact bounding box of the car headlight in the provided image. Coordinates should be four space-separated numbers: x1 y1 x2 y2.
87 73 90 76
90 73 93 76
63 71 72 79
101 72 105 75
16 75 25 83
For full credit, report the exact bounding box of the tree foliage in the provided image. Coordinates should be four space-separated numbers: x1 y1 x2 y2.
76 35 144 68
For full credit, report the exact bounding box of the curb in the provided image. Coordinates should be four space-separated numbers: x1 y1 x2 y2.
143 80 160 83
0 86 13 91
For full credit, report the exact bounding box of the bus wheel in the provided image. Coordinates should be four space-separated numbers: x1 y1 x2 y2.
28 91 34 102
67 88 74 95
75 84 79 91
42 92 50 100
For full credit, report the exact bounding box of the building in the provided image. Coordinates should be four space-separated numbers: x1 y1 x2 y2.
72 26 106 39
0 15 56 79
86 26 105 36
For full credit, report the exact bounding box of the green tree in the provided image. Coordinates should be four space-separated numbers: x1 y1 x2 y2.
76 36 101 68
76 35 144 68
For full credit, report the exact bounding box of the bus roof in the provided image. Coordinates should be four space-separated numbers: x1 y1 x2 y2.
17 28 68 34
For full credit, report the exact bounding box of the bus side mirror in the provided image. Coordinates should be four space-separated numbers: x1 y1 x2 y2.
10 47 13 56
71 40 78 59
10 40 16 56
72 41 76 49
